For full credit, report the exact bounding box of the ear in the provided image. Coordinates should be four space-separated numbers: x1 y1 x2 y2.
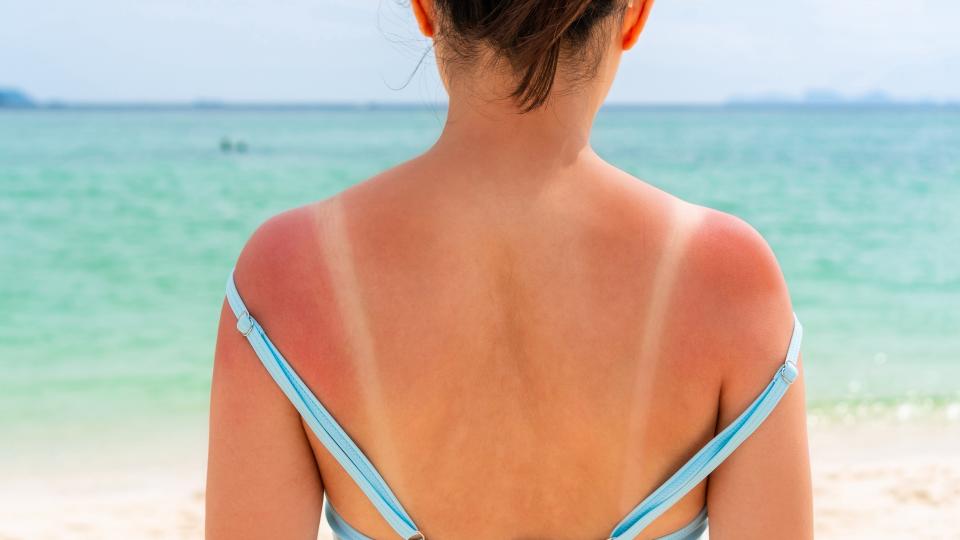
411 0 436 38
621 0 655 50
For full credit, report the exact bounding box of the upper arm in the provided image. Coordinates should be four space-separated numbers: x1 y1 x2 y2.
205 213 325 539
690 211 813 539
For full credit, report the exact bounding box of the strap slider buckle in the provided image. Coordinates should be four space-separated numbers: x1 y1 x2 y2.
236 310 255 337
408 532 426 540
779 362 798 384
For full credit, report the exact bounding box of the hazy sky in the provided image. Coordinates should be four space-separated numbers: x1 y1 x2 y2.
2 0 958 104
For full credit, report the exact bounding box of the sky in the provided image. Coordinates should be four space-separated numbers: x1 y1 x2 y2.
1 0 958 104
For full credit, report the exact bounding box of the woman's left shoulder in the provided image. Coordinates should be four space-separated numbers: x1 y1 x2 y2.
673 202 797 374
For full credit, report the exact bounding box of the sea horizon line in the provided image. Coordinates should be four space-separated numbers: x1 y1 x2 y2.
2 100 958 112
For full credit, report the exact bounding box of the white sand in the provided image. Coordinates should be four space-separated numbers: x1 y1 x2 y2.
1 415 958 539
808 415 960 539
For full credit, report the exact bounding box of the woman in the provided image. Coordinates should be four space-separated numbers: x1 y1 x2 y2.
206 1 813 538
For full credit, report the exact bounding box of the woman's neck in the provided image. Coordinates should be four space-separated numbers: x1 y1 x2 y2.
430 87 602 174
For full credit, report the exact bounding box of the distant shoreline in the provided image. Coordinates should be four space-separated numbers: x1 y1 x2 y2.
2 101 959 112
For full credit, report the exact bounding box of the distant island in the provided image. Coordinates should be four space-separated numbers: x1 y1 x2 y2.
0 88 35 108
726 88 945 106
1 86 955 110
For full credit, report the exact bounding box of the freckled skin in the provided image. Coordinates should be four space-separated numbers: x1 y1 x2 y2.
205 1 813 539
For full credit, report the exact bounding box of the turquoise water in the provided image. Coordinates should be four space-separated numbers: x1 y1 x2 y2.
1 107 959 447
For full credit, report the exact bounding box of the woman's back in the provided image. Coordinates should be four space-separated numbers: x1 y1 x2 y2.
206 1 812 537
209 148 810 539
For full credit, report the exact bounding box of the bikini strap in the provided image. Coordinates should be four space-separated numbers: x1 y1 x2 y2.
608 313 803 540
225 269 425 540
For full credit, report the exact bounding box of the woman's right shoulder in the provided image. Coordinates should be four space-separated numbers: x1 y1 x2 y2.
229 195 347 324
235 202 321 281
231 159 416 314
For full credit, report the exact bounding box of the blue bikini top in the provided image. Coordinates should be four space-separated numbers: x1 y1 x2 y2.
225 269 803 540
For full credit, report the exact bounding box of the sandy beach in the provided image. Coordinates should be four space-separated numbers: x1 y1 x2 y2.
1 411 957 540
808 412 960 539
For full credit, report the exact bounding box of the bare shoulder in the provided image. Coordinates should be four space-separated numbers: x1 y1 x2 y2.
231 200 331 314
597 163 798 381
675 203 797 381
208 202 327 539
599 165 795 365
227 197 362 394
678 207 812 537
685 206 789 311
235 203 314 278
232 161 418 298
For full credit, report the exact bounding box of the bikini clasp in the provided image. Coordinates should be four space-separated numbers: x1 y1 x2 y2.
779 362 798 384
236 310 255 337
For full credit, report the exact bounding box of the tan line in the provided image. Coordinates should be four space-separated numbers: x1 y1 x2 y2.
617 199 704 511
313 198 406 481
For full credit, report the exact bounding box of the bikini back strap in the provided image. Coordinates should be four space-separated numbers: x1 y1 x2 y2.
608 313 803 540
225 269 424 540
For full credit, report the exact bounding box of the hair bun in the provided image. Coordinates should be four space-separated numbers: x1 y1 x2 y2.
434 0 621 111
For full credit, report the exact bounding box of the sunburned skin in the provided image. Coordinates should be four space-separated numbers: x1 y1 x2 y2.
215 150 806 539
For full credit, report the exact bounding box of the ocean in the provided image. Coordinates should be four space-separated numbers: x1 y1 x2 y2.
1 106 958 459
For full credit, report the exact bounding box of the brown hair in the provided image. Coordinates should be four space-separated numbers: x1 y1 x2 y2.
432 0 625 111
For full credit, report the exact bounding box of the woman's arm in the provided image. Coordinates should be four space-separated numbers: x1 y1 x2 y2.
205 232 325 539
707 351 812 538
695 213 814 539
